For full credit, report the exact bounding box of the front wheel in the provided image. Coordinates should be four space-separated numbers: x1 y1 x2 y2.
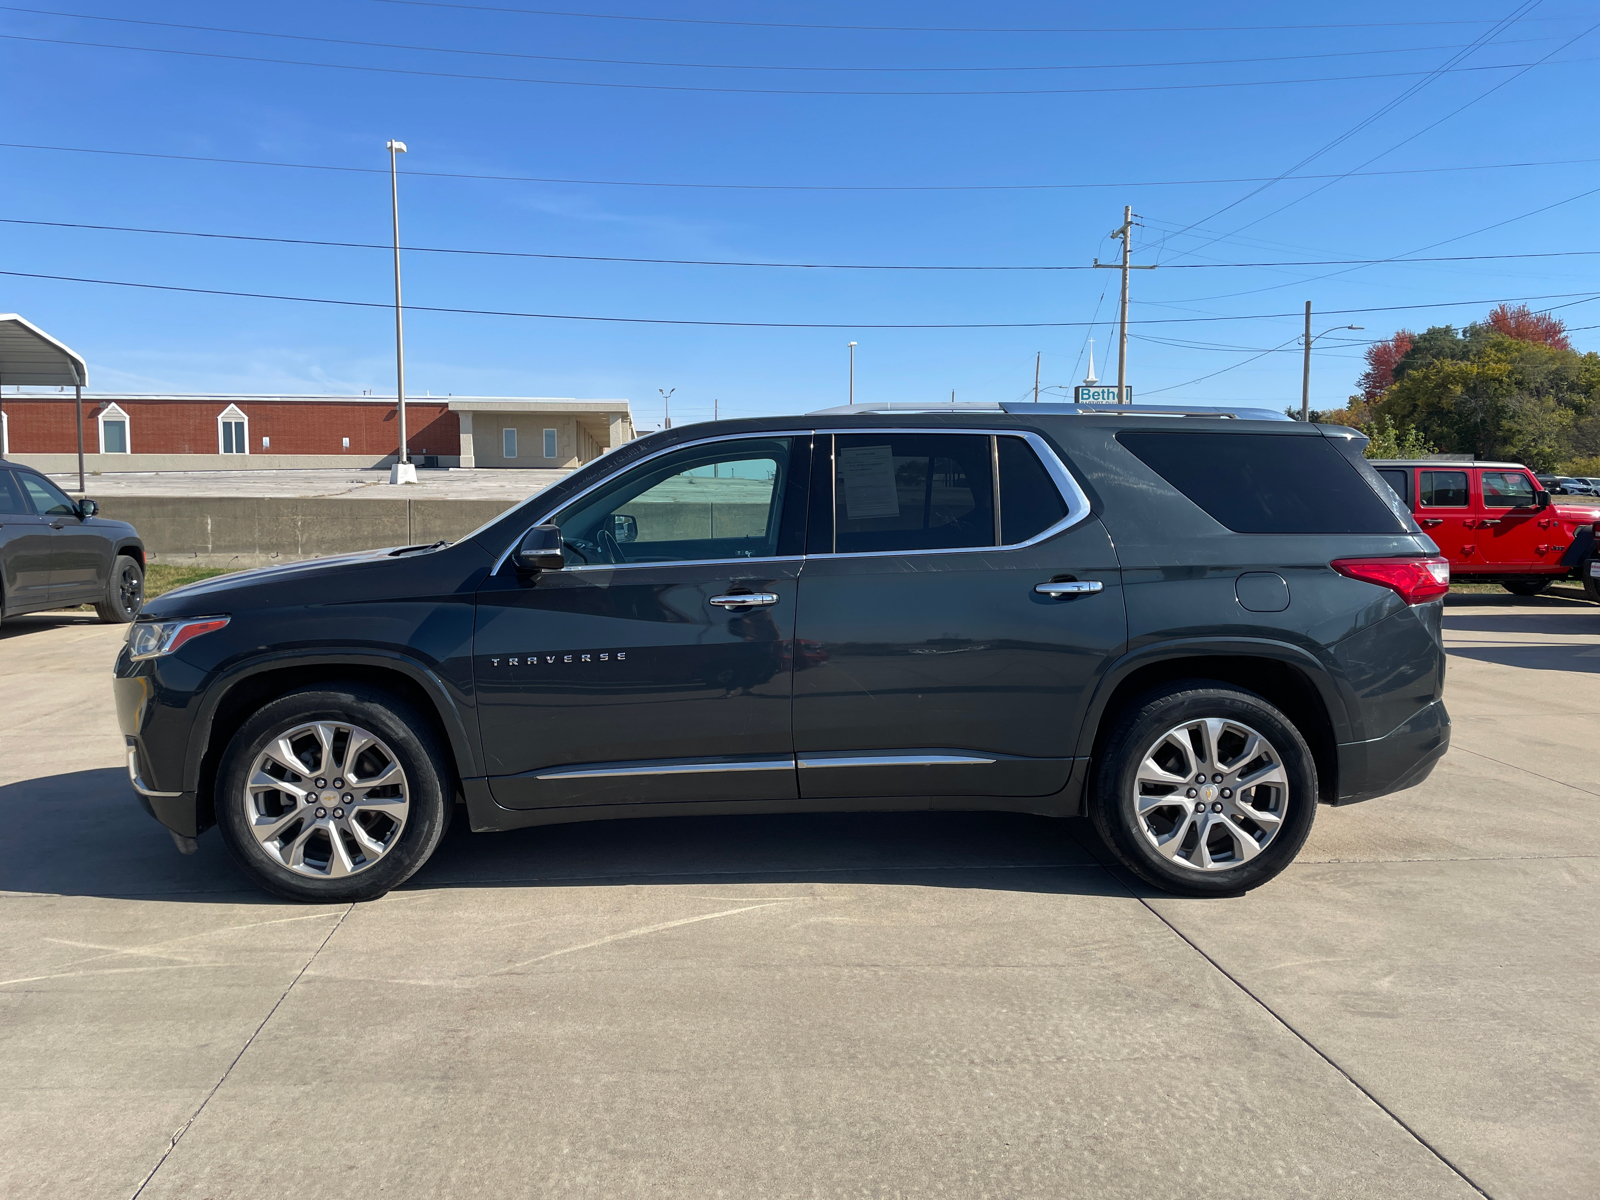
1501 577 1552 597
1090 683 1318 897
95 555 143 623
216 684 453 902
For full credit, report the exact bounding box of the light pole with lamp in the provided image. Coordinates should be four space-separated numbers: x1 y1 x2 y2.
659 387 674 430
1301 302 1363 422
387 139 416 484
848 341 857 405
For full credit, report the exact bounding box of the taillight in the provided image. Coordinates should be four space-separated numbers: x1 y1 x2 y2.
1332 557 1450 604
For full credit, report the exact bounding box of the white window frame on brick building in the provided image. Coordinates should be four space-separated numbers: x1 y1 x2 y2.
98 402 130 454
217 404 249 455
503 427 517 459
543 427 558 459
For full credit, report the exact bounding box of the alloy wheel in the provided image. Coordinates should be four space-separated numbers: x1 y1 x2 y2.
117 562 143 615
1131 717 1289 871
243 721 410 879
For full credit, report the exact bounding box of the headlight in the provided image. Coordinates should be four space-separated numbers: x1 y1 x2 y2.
127 616 231 660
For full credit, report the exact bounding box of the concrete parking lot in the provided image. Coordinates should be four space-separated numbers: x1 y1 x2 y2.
3 593 1596 1199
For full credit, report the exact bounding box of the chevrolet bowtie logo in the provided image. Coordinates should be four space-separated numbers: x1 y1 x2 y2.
489 651 627 667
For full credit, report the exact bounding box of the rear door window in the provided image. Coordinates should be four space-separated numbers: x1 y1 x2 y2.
1419 471 1468 507
1480 470 1538 508
1115 432 1405 534
0 471 27 515
1376 468 1411 506
833 433 996 553
999 436 1069 544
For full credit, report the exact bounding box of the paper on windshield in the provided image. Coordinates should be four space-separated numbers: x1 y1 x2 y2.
838 445 900 519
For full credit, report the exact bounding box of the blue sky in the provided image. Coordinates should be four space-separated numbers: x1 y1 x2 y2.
3 1 1597 427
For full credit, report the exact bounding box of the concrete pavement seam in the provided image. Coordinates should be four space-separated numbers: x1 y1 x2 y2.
126 904 353 1200
1066 826 1495 1199
1449 745 1600 799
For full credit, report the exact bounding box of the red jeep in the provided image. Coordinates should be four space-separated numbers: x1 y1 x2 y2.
1370 459 1600 597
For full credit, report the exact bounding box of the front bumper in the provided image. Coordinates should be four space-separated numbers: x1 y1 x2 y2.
125 739 202 837
1332 698 1450 805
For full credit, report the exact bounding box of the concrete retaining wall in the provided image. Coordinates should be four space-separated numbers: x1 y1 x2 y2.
11 452 452 473
96 496 523 567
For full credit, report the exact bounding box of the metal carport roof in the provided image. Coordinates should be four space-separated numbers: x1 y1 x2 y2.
0 315 89 488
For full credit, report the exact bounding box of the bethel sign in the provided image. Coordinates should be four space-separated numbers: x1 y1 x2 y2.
1073 385 1131 405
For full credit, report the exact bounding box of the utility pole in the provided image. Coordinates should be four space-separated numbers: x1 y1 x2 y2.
848 341 857 405
1033 352 1041 403
386 139 414 484
1094 205 1156 404
1301 302 1313 423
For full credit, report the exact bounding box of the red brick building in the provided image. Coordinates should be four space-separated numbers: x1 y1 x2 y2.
0 393 633 470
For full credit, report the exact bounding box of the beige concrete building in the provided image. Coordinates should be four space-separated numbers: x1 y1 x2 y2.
452 398 634 470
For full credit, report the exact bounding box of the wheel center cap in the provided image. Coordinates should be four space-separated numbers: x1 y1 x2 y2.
1200 784 1220 803
321 792 338 805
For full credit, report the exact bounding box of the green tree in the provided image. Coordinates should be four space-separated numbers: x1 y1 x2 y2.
1359 415 1436 459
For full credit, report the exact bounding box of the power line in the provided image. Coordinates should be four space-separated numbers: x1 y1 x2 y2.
4 140 1595 194
366 0 1587 35
4 31 1586 97
1157 0 1543 255
11 214 1600 271
3 8 1569 75
3 267 1594 330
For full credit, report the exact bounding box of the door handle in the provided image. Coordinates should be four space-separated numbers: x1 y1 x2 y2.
1479 519 1501 527
1420 518 1443 527
49 521 67 529
709 592 779 608
1035 580 1104 599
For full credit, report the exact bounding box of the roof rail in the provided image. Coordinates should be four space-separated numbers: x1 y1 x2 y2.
807 401 1291 421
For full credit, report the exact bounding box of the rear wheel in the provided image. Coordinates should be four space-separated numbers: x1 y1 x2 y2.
1583 560 1600 604
1501 577 1552 597
95 555 143 623
1090 682 1318 896
216 684 453 903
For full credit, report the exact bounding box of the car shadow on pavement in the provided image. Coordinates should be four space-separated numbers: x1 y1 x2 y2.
1 768 1135 903
0 611 103 640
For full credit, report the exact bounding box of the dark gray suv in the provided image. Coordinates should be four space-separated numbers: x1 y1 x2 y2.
114 404 1450 902
1 463 144 625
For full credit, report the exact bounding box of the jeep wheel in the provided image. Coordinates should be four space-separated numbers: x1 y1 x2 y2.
1501 577 1552 597
1090 683 1318 897
1583 561 1600 604
216 685 453 903
95 555 144 623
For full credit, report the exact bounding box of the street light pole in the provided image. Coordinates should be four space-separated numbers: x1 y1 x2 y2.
848 341 857 405
387 139 413 483
659 387 674 430
1301 301 1364 422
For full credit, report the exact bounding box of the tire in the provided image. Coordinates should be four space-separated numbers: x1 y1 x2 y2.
216 684 454 903
1089 682 1318 897
94 555 144 623
1583 561 1600 605
1501 577 1552 597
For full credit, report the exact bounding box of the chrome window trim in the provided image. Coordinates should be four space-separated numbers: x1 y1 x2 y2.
492 425 1092 574
492 429 814 574
534 757 795 781
797 752 997 769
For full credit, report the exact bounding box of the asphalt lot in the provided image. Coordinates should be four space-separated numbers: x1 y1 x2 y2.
2 592 1596 1199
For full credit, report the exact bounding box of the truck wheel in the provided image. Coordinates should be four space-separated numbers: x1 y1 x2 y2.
94 555 144 623
1501 578 1552 597
215 684 454 903
1583 561 1600 604
1090 682 1318 897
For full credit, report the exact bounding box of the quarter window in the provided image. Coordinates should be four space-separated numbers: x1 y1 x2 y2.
1376 468 1411 506
1117 431 1404 535
552 436 795 565
1481 471 1537 508
833 434 996 554
1419 471 1468 507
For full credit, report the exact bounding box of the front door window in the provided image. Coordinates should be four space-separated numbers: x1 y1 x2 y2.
1480 471 1537 508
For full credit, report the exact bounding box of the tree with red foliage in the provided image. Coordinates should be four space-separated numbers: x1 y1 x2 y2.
1357 329 1415 400
1486 303 1570 351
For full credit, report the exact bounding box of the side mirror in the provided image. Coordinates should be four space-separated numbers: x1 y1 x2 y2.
610 513 638 543
513 524 565 572
1536 491 1551 510
77 498 98 518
